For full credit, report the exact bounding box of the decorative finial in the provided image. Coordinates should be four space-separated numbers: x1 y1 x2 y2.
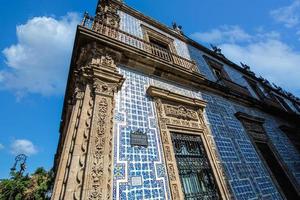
172 22 183 34
240 62 250 71
210 44 225 57
240 62 255 76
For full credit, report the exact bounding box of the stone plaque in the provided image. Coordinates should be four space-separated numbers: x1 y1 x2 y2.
130 130 148 147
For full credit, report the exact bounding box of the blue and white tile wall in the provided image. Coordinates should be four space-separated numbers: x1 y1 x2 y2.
233 104 300 184
187 45 217 81
223 65 260 99
118 11 191 60
201 93 283 200
115 11 300 199
111 65 300 199
113 67 171 200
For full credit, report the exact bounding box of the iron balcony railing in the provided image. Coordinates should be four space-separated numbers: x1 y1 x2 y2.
81 14 198 73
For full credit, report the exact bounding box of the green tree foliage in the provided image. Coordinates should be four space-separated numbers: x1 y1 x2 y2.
0 168 54 200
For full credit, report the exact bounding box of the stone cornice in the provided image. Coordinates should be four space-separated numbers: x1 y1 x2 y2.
235 112 265 124
147 85 207 109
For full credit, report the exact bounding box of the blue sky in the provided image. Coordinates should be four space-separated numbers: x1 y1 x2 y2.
0 0 299 178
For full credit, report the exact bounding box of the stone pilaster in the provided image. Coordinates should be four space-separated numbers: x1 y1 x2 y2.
51 42 124 200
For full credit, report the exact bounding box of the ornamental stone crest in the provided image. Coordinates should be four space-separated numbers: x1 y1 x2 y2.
95 0 121 28
164 104 198 121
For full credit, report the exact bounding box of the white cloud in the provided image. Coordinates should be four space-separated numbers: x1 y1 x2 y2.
219 40 300 96
270 0 300 28
191 26 300 97
191 25 252 44
1 13 80 96
10 139 38 155
0 143 4 150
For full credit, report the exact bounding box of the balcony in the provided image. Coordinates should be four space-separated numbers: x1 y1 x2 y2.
81 14 197 73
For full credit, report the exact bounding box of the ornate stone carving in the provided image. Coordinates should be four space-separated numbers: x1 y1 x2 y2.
171 184 180 200
165 146 172 162
75 42 119 76
151 97 184 199
164 104 198 121
53 41 124 200
95 0 121 28
168 164 176 181
161 130 169 144
88 97 108 199
155 97 163 118
93 79 119 96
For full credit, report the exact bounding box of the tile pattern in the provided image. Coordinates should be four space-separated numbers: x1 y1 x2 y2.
113 67 171 200
187 45 217 81
118 10 297 114
112 66 294 199
234 104 300 185
115 11 300 199
201 93 283 200
223 65 259 99
119 11 191 59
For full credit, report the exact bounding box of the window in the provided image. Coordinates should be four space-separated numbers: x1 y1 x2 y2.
149 37 169 51
245 78 265 99
212 68 222 81
172 133 220 199
274 95 293 112
203 55 230 81
236 112 299 200
141 24 176 53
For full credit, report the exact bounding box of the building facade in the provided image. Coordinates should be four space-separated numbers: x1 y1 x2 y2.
51 0 300 199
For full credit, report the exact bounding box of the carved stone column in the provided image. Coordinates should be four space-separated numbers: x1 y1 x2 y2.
51 83 93 200
51 42 124 200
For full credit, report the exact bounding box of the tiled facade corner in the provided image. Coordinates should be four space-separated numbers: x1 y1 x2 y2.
111 65 300 199
112 9 300 200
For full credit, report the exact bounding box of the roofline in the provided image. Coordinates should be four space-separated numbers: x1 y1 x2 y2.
113 0 299 104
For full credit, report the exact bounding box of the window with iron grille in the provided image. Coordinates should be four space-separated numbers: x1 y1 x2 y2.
171 132 220 200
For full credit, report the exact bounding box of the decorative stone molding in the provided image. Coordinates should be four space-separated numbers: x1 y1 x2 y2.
164 104 198 121
76 42 121 75
147 85 232 200
93 78 120 96
95 0 121 28
141 24 177 54
81 51 124 199
235 112 268 142
51 41 124 200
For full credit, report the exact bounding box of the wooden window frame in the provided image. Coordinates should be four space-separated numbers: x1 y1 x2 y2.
203 55 230 81
244 76 266 100
274 95 293 112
